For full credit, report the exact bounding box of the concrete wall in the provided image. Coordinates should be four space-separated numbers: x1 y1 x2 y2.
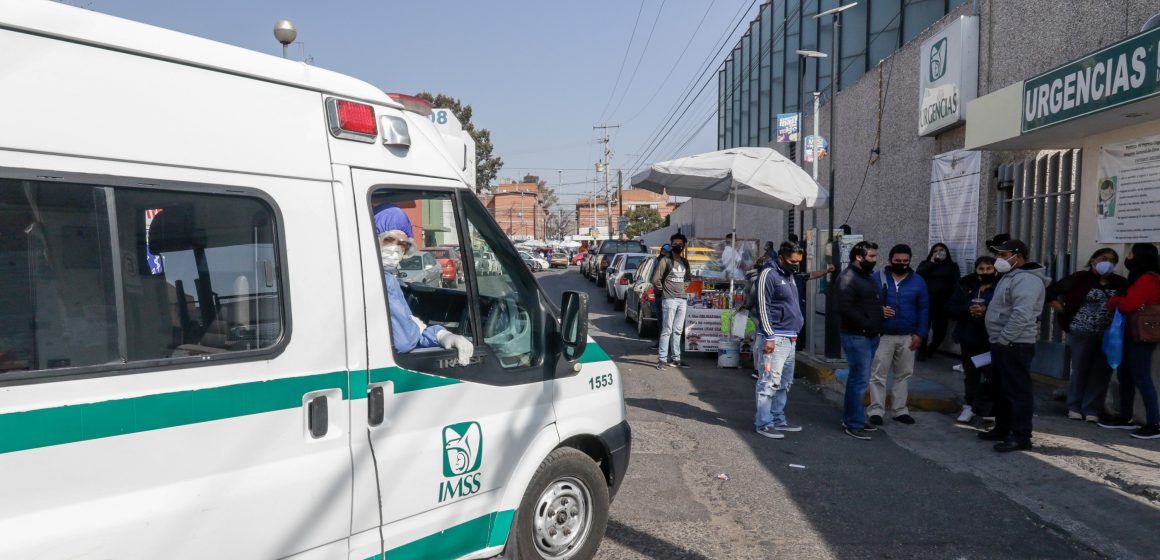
803 0 1160 262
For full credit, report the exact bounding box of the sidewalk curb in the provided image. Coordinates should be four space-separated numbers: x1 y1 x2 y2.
795 351 959 413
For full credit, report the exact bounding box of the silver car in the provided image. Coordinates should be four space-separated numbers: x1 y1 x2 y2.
398 251 442 288
605 252 649 310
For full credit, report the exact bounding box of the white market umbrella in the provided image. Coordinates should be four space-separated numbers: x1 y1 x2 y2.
631 147 827 346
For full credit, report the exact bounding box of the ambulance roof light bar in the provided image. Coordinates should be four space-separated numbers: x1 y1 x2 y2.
387 93 435 117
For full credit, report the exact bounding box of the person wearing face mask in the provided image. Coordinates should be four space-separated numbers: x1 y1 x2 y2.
651 233 692 369
1046 248 1126 423
1101 243 1160 440
866 244 929 426
373 205 474 365
752 244 806 439
836 241 885 440
948 256 1000 425
916 243 961 361
982 239 1049 452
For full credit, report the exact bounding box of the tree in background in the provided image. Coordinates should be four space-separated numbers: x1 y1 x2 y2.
545 210 576 241
521 174 558 210
416 92 502 192
624 207 663 238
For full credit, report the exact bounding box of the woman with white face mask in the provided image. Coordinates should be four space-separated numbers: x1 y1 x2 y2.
1046 248 1126 422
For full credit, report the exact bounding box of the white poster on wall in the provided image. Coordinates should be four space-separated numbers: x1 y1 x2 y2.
1096 134 1160 243
929 149 981 268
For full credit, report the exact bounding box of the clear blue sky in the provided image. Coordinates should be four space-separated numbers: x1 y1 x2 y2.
83 0 757 207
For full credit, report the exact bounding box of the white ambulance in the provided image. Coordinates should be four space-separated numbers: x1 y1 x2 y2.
0 2 629 559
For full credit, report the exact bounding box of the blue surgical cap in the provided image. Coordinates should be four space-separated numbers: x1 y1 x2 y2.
662 244 672 252
372 203 413 237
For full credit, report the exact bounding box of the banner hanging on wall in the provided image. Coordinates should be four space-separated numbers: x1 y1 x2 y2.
929 149 981 268
1096 134 1160 242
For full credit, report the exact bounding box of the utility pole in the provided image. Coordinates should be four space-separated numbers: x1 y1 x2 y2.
593 123 620 238
617 169 624 235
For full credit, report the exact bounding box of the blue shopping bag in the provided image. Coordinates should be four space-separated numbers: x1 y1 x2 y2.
1103 309 1124 371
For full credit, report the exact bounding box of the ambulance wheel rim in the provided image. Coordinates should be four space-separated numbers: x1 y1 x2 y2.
531 476 593 559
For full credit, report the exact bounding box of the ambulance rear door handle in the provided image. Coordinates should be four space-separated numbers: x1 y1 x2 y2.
307 395 328 438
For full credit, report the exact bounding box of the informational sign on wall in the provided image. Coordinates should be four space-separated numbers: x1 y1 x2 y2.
918 16 979 136
929 150 981 268
1096 134 1160 242
776 113 800 143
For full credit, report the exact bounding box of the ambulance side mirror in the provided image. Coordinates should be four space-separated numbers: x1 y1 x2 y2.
560 291 589 361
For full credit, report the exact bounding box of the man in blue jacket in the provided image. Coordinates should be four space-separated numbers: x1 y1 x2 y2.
754 244 805 439
868 244 929 425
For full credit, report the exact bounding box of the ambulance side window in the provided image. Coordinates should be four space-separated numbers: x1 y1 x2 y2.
0 179 286 379
462 196 542 370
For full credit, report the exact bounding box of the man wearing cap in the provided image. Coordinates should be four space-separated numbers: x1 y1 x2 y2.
982 239 1049 452
374 204 474 366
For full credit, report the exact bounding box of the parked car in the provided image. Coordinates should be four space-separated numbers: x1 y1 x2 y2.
580 247 599 278
398 251 443 288
427 246 461 287
570 252 585 265
519 251 548 272
591 240 649 287
475 249 501 276
549 252 571 268
624 255 660 337
605 253 649 310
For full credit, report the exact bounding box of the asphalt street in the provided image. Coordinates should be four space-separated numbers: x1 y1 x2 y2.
536 266 1100 560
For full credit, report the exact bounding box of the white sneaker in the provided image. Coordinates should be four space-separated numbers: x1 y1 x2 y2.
1067 411 1083 420
952 364 964 372
956 405 975 423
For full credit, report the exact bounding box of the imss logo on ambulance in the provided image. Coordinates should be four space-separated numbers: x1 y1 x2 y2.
439 422 484 502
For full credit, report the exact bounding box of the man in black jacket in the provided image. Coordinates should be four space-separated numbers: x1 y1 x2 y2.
837 241 885 440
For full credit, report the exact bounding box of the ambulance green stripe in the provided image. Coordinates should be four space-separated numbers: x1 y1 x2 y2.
369 509 515 560
578 342 612 363
0 371 347 455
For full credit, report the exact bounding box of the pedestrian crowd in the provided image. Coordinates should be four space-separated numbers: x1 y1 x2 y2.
735 233 1160 448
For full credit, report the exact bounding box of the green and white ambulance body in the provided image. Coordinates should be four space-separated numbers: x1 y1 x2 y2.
0 2 629 559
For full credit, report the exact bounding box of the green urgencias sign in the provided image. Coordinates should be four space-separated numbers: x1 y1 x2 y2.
1023 25 1160 133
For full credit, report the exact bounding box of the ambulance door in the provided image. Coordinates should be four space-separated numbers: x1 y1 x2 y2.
0 175 352 559
347 171 558 559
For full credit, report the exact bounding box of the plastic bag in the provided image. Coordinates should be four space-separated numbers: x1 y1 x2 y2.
1103 309 1124 371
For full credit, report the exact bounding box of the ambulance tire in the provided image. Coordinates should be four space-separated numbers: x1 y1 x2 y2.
508 447 610 560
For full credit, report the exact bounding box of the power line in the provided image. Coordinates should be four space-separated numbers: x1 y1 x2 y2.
607 0 668 120
596 1 646 123
620 0 720 125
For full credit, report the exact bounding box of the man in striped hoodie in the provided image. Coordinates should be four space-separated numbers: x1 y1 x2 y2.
754 244 806 439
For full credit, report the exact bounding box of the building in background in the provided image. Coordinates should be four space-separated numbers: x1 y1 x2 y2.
575 188 676 239
480 181 548 240
711 0 1160 381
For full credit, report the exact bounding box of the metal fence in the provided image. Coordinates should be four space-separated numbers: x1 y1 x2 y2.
994 149 1082 377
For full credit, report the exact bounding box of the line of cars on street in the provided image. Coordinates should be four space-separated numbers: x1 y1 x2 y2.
577 239 661 337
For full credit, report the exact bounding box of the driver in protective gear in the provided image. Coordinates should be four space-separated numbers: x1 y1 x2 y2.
375 204 474 366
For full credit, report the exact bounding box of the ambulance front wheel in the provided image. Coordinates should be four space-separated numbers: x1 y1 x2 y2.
508 447 610 560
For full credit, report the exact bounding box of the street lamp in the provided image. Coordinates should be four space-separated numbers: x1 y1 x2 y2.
273 20 297 59
814 2 857 359
795 49 828 240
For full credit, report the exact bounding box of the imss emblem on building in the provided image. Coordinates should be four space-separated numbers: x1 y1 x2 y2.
439 421 484 502
929 38 948 82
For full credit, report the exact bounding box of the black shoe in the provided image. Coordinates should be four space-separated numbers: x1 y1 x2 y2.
869 415 884 426
994 438 1032 452
893 414 916 425
1129 423 1160 440
977 430 1008 441
844 427 873 440
862 422 879 432
1098 417 1138 430
655 360 666 370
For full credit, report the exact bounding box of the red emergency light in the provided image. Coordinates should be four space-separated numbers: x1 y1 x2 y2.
325 98 377 143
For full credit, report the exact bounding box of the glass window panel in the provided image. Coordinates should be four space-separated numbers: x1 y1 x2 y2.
903 0 946 43
784 3 801 113
869 0 902 65
759 3 772 144
724 57 734 148
740 33 750 146
749 20 761 146
839 1 868 88
719 69 727 149
732 46 743 148
771 0 786 117
801 0 820 93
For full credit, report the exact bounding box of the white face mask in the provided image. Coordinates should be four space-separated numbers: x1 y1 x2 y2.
994 256 1013 273
381 244 402 271
933 250 947 261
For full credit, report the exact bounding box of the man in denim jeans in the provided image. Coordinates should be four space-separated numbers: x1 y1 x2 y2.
754 244 806 439
837 241 885 440
652 234 691 369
